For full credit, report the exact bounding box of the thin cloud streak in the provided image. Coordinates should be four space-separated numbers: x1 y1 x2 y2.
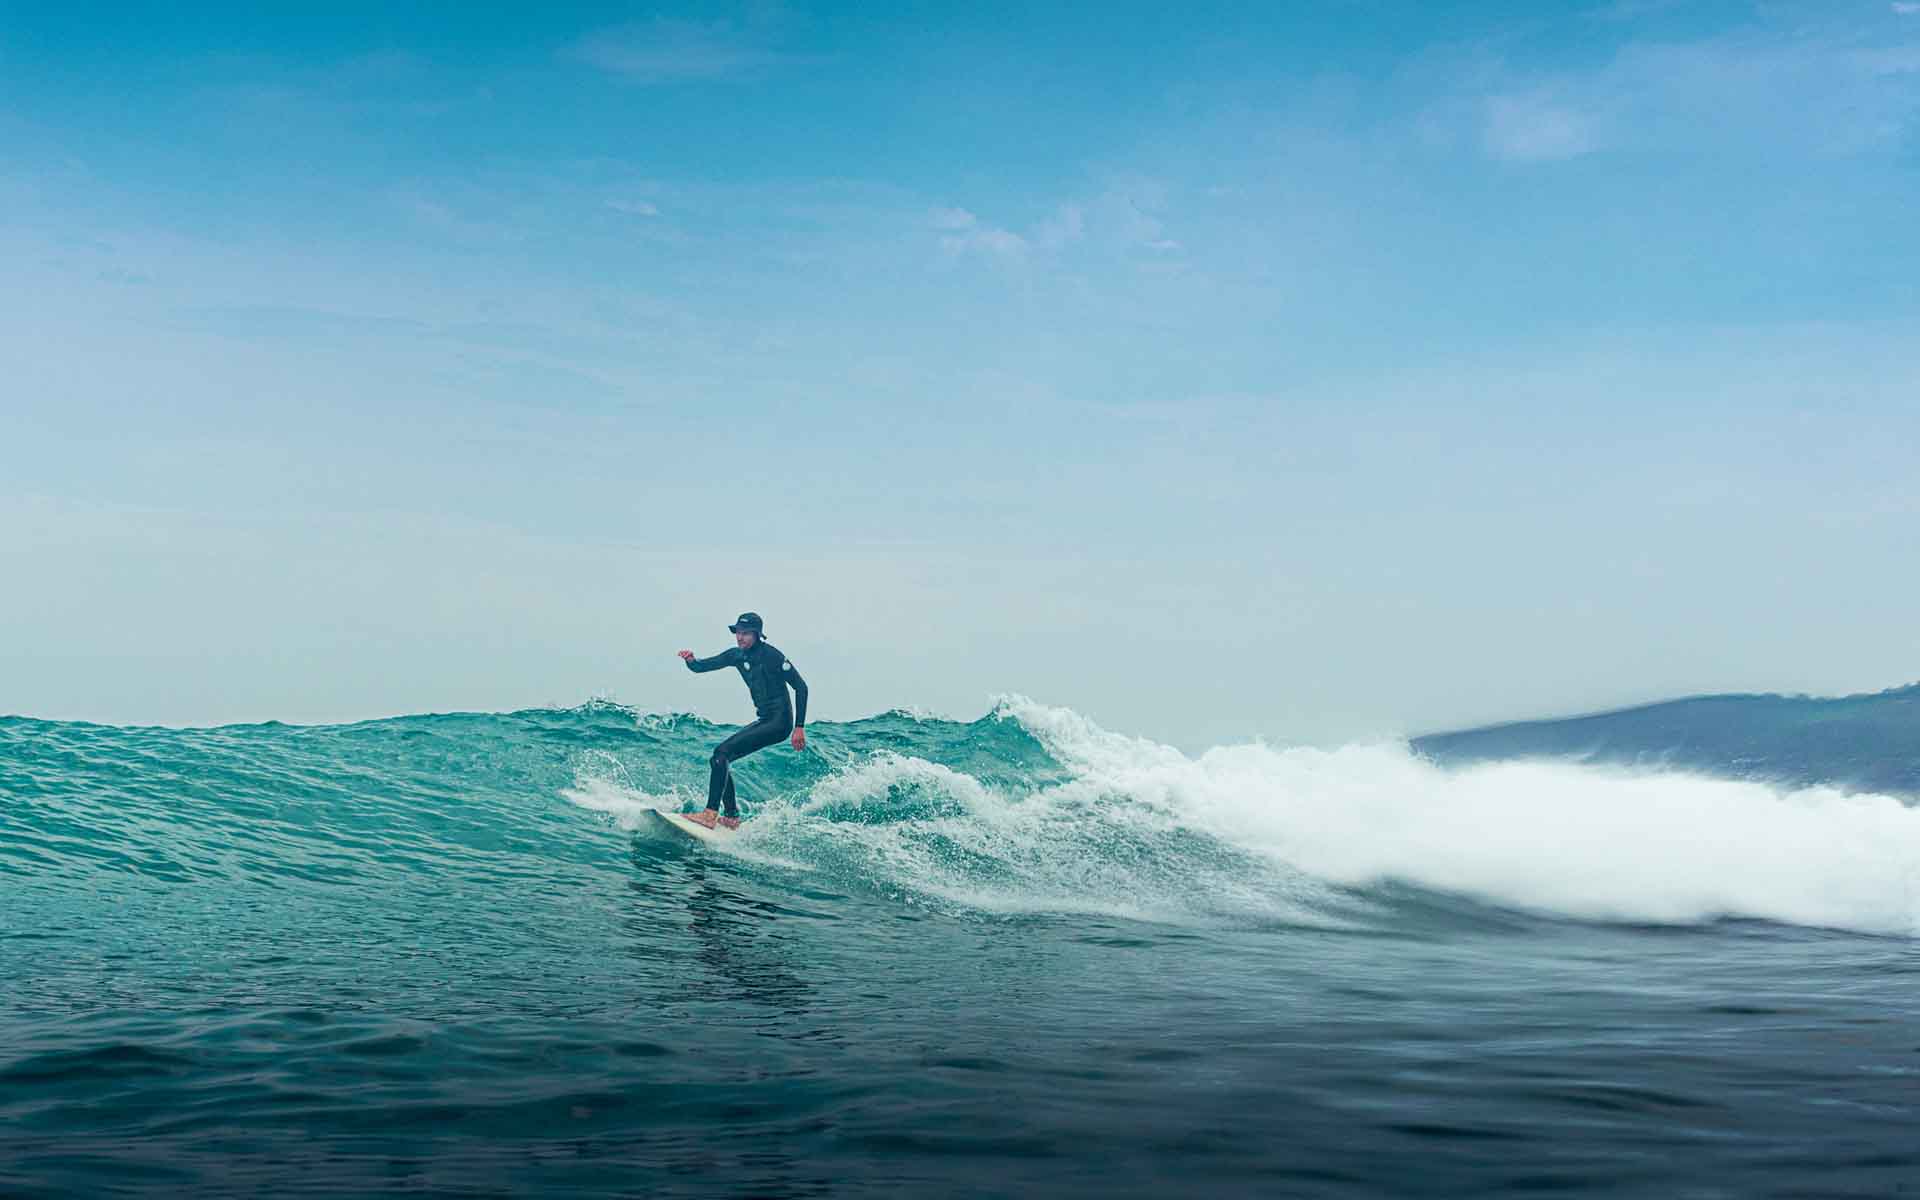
568 19 799 83
1483 92 1597 161
1379 5 1920 164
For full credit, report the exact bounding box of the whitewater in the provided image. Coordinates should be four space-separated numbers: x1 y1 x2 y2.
4 697 1918 1196
567 697 1920 935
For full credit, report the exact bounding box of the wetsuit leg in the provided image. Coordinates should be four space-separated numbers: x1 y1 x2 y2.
706 715 792 816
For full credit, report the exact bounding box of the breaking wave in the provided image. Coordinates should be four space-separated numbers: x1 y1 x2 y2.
3 696 1914 935
565 697 1920 936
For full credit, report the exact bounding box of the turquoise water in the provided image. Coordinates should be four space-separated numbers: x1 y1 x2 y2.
4 699 1919 1196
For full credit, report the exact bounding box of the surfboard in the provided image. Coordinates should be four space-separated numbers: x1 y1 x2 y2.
647 808 738 845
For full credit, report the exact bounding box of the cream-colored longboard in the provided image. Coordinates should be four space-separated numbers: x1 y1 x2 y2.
647 808 738 845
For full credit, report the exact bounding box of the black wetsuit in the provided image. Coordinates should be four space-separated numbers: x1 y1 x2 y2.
685 639 809 816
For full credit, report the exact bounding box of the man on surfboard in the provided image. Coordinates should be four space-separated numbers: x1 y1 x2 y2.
676 612 808 829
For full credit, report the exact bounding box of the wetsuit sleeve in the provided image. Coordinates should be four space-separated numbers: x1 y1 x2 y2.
782 658 809 726
685 647 742 673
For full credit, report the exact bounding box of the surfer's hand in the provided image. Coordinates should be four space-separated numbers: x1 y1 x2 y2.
791 727 806 751
677 650 694 661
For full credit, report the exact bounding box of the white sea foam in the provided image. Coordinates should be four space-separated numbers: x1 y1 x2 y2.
562 751 814 869
566 700 1920 934
747 744 1352 925
796 752 994 817
561 750 691 830
997 696 1920 936
563 781 676 831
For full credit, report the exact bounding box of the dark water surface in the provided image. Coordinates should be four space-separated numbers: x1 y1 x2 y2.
4 703 1917 1197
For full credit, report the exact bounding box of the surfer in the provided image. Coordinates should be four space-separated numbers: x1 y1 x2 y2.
676 612 808 829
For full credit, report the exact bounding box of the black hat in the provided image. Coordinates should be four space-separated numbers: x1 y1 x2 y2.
728 612 764 635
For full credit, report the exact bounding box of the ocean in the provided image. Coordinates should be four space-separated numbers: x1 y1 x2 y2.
3 695 1917 1197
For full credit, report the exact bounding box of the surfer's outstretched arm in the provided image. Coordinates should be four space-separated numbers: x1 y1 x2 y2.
681 647 742 673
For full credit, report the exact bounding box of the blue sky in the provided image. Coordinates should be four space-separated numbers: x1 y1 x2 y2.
3 0 1918 746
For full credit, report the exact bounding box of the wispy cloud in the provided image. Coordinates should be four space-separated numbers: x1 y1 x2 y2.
927 207 1027 258
1435 13 1920 163
941 227 1027 258
606 198 660 217
1587 0 1690 22
1483 93 1596 161
1085 177 1181 254
1033 204 1085 251
928 185 1181 265
393 189 523 245
568 19 795 83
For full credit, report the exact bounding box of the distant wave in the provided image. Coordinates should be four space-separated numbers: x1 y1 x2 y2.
1416 683 1920 795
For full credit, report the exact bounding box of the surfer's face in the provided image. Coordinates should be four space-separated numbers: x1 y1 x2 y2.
735 631 757 650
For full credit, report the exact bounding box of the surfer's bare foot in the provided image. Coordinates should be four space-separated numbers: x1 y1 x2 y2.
686 810 719 829
718 815 741 830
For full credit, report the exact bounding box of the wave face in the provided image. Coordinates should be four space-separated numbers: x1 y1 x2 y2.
8 697 1915 936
